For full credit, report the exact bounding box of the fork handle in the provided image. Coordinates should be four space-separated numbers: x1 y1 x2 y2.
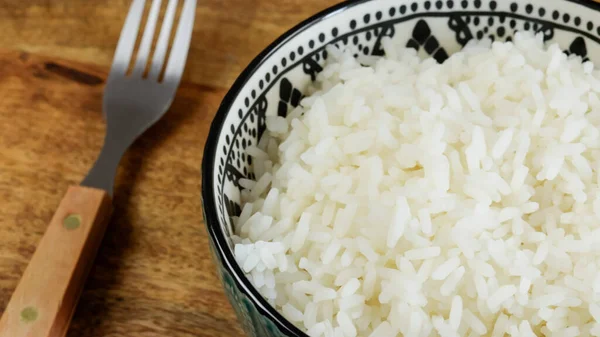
0 186 112 337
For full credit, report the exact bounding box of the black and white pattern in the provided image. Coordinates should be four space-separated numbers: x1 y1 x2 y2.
408 20 450 63
566 36 589 61
278 78 303 118
203 1 600 336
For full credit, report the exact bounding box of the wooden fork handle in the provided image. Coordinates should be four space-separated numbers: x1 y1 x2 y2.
0 186 112 337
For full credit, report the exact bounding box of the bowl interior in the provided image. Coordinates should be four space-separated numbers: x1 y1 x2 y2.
202 0 600 334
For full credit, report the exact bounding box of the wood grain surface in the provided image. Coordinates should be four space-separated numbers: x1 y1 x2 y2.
0 1 338 336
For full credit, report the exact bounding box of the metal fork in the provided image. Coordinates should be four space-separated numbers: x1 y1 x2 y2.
0 1 195 336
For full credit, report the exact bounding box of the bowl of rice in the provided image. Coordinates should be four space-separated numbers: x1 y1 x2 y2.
201 0 600 336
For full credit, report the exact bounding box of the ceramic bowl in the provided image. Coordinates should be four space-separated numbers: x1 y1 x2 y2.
201 0 600 336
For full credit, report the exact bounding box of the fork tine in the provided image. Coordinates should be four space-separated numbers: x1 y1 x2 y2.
148 0 178 80
110 0 147 77
163 0 196 85
132 0 162 77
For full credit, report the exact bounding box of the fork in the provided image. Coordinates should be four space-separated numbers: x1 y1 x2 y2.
0 0 195 336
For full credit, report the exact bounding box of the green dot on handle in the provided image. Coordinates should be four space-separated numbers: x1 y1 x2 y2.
20 307 38 323
63 214 81 230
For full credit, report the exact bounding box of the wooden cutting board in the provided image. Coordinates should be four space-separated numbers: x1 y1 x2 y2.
1 0 599 336
0 1 337 336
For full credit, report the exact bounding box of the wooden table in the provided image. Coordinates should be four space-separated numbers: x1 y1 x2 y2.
0 1 337 336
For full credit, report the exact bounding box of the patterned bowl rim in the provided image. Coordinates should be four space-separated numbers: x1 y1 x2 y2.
201 0 600 335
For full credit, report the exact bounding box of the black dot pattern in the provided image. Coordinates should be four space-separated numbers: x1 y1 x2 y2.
526 4 533 14
497 26 506 37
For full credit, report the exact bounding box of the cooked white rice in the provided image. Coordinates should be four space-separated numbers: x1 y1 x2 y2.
231 32 600 337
